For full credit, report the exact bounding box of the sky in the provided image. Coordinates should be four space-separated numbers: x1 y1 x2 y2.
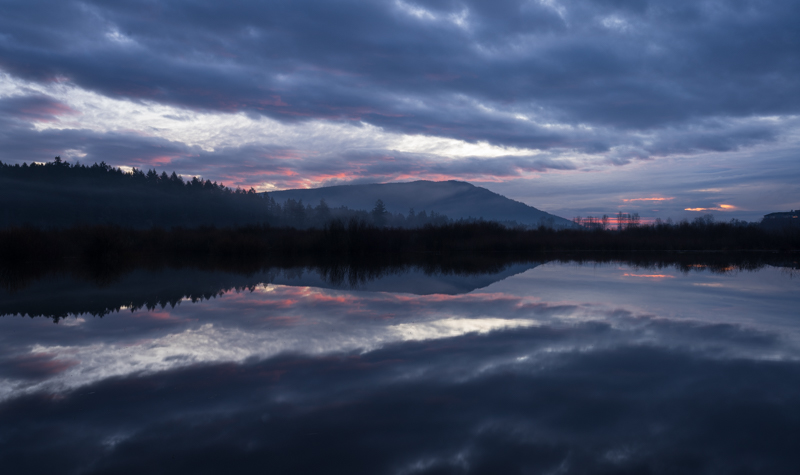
0 0 798 222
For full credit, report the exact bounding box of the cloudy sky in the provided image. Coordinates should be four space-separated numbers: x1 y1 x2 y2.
1 0 798 221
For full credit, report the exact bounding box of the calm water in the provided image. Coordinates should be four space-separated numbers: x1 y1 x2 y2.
1 261 799 474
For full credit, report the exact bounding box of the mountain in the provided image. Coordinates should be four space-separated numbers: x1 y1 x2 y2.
266 180 577 228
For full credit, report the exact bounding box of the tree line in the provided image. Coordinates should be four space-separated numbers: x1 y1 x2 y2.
0 157 451 229
2 157 795 234
1 219 797 278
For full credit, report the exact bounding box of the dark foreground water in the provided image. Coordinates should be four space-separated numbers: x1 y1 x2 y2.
1 260 799 474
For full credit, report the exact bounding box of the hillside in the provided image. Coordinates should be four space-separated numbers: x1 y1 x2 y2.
267 180 577 228
0 158 269 229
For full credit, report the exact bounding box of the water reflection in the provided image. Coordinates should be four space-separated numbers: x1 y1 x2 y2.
0 262 542 321
1 260 799 474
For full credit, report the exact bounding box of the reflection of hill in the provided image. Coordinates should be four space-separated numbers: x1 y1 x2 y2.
271 262 539 295
0 263 540 321
1 253 795 322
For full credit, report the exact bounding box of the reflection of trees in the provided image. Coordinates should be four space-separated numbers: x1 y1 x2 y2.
1 219 797 294
1 252 794 322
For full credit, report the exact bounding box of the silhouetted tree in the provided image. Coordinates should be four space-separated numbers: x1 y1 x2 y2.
372 199 387 226
315 199 331 222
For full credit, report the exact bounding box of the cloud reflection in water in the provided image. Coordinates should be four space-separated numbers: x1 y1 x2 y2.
1 263 799 474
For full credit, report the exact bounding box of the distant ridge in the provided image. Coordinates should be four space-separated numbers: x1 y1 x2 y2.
266 180 577 228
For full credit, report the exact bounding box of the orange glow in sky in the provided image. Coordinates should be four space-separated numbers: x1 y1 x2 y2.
622 197 674 202
685 204 737 212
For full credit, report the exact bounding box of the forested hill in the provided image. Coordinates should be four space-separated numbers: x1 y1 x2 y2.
267 180 578 229
0 157 269 228
1 158 576 230
0 158 452 229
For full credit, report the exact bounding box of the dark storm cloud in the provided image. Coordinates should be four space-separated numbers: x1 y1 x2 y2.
1 0 797 153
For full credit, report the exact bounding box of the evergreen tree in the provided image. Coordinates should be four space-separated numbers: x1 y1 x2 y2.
372 199 387 226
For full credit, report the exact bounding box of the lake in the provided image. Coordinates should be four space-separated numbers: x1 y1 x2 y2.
1 259 799 474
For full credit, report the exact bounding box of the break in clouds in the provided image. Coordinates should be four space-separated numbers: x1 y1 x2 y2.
0 0 798 218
